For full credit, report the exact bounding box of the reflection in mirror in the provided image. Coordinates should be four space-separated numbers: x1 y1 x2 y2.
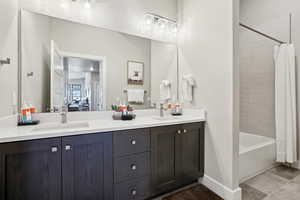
21 10 178 113
65 57 104 112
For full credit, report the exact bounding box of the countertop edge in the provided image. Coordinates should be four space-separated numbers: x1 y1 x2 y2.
0 118 205 144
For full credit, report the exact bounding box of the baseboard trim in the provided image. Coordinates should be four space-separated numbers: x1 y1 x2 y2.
199 175 241 200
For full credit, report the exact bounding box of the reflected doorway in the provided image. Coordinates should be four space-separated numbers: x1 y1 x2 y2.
63 55 106 112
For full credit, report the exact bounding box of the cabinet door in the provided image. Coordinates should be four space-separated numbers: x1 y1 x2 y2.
150 125 181 195
62 133 113 200
177 123 205 184
0 138 62 200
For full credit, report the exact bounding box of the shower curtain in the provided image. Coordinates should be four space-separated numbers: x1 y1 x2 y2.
274 44 297 164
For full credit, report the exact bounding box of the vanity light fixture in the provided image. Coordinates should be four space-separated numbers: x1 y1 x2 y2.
143 13 178 37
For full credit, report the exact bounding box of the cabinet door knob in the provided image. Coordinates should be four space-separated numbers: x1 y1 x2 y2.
131 140 136 145
131 164 137 170
177 130 182 134
65 145 72 151
131 189 137 196
183 129 187 133
51 147 58 153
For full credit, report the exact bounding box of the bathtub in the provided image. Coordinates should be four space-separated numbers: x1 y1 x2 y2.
239 132 276 183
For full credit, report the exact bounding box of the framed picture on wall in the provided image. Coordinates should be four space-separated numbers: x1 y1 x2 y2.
127 61 144 85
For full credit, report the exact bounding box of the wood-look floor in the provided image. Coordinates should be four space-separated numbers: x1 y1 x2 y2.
163 184 223 200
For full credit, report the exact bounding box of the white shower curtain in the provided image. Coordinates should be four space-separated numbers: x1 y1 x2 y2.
274 44 297 164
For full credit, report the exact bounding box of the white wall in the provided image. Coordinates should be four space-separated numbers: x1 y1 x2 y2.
178 0 240 196
151 40 178 103
20 0 178 43
0 0 19 117
21 11 51 112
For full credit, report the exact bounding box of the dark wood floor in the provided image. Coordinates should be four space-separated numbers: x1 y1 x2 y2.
163 184 223 200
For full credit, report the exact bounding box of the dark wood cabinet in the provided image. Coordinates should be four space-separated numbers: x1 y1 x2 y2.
113 129 150 157
114 177 151 200
62 132 113 200
113 129 151 200
0 122 204 200
150 122 205 196
177 123 205 184
150 125 181 195
0 138 62 200
0 133 113 200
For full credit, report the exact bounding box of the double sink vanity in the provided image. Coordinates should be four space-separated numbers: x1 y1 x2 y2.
0 109 206 200
0 8 207 200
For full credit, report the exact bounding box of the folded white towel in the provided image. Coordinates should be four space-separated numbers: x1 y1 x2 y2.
127 89 144 104
160 80 172 101
182 74 195 102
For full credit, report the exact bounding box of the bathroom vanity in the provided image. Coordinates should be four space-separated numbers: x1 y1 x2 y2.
0 110 205 200
0 7 206 200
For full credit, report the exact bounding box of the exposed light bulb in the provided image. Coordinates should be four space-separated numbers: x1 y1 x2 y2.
145 15 153 25
90 66 94 71
158 20 166 29
84 1 91 9
60 0 68 8
171 23 178 33
60 3 66 8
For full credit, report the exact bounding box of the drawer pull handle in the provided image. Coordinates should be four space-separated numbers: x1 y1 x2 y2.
65 145 72 151
177 130 181 135
51 147 58 153
131 164 137 170
131 189 137 196
131 140 136 145
183 129 187 133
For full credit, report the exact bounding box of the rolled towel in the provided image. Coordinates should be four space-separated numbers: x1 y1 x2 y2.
182 74 195 102
160 80 172 101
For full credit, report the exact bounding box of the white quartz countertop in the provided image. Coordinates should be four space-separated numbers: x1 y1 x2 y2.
0 109 206 143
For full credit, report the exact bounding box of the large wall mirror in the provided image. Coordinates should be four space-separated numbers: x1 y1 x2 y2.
21 10 178 113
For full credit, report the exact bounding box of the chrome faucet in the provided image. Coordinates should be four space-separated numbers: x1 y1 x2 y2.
60 105 68 124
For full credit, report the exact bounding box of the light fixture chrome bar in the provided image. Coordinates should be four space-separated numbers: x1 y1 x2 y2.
146 12 177 23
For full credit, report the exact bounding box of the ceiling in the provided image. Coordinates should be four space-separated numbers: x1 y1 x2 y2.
66 57 100 73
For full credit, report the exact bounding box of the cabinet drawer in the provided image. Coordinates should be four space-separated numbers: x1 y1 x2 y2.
114 177 151 200
114 153 150 183
114 129 150 157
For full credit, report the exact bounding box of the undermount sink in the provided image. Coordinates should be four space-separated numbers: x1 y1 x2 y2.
32 122 90 133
